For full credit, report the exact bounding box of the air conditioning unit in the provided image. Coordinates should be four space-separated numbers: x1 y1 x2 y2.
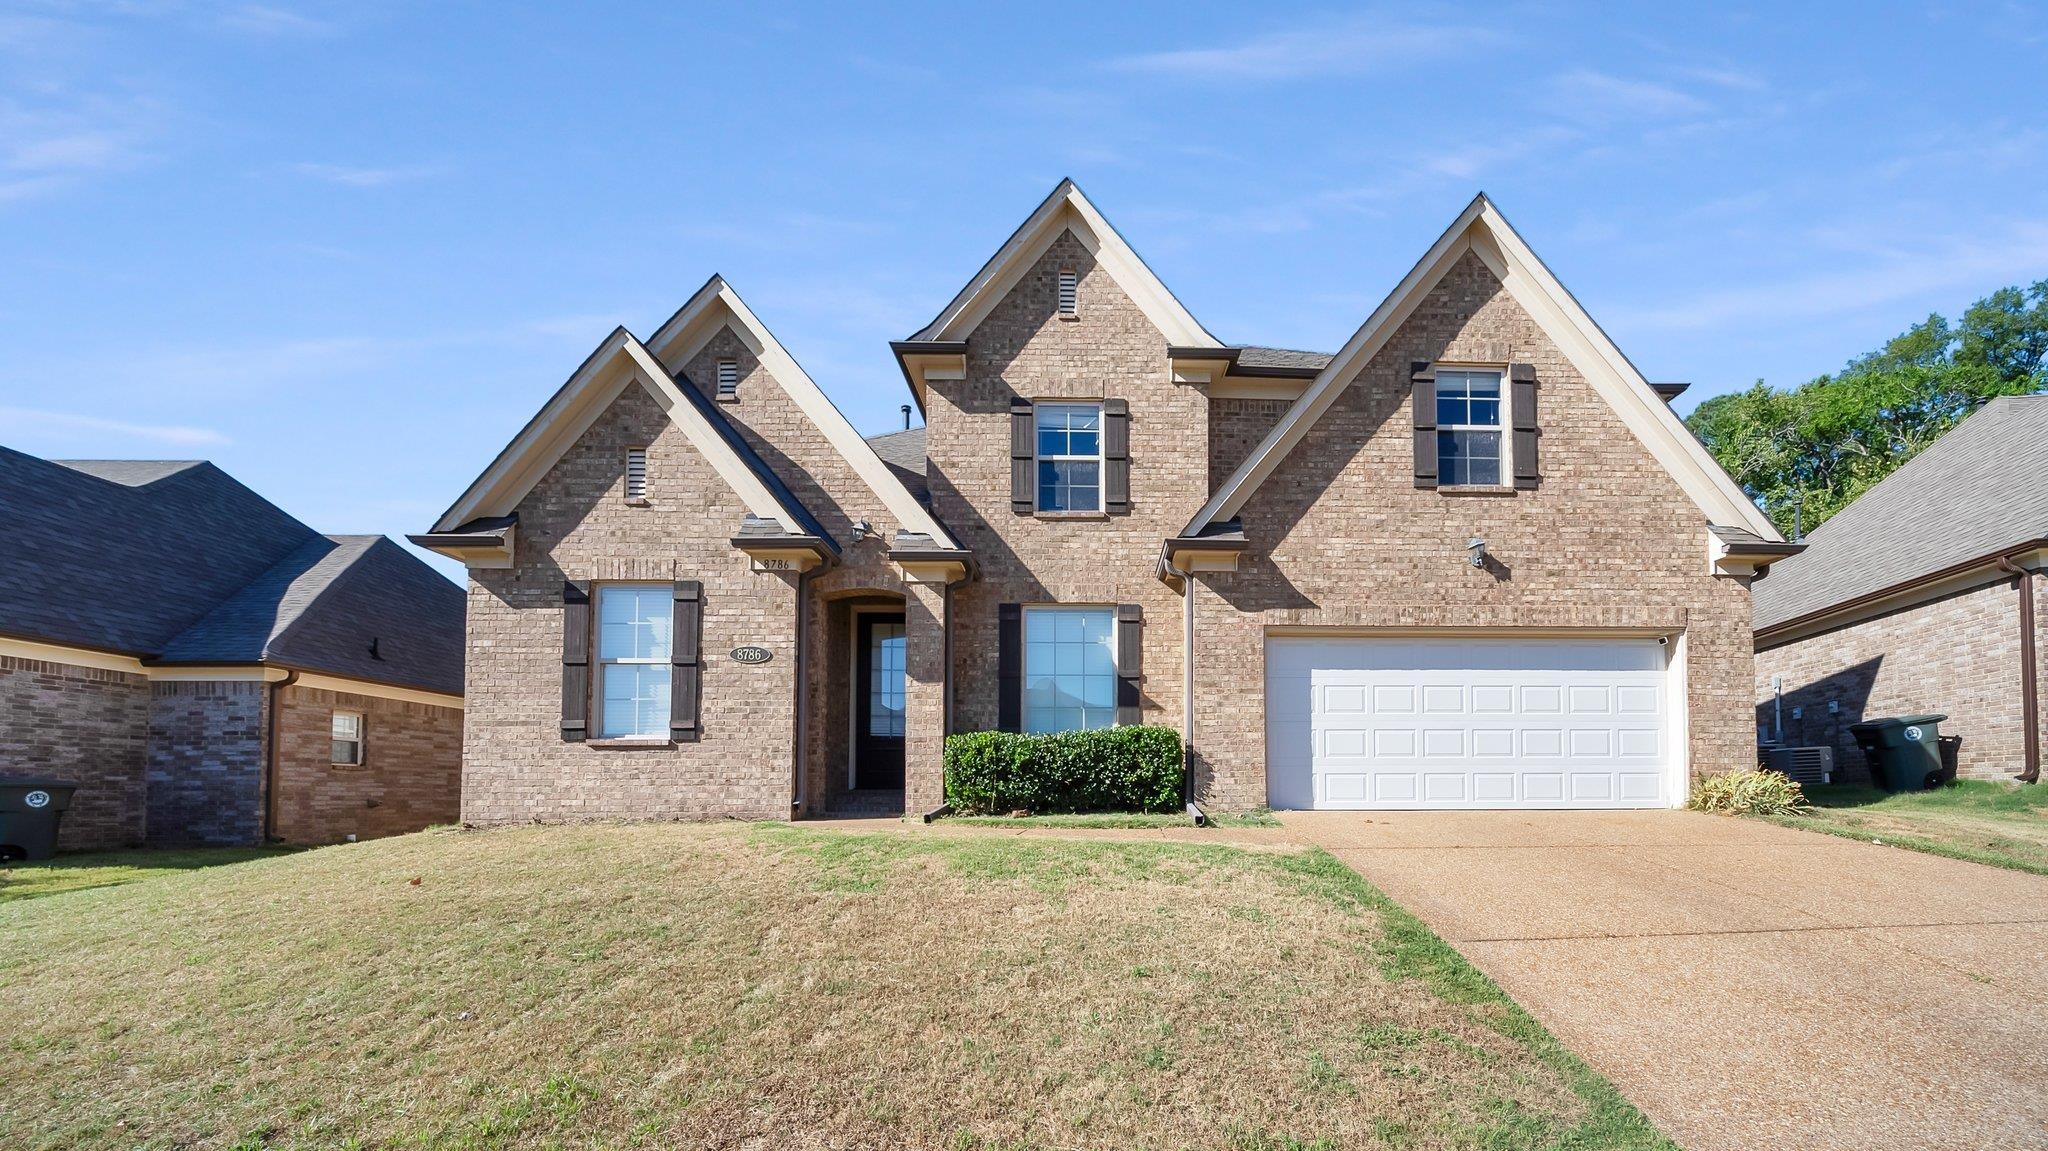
1763 745 1833 786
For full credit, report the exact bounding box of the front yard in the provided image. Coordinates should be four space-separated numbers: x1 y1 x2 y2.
1766 779 2048 875
0 823 1670 1151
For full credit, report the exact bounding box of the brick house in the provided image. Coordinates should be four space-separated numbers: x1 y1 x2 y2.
1754 396 2047 783
414 183 1798 821
0 449 465 849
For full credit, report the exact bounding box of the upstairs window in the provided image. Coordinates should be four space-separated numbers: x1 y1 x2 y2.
1035 402 1101 513
1056 268 1078 318
1435 369 1503 486
597 585 672 739
716 359 740 400
1023 606 1117 733
330 712 364 766
625 448 648 502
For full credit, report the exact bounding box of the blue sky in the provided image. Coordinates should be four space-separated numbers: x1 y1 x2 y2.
4 3 2045 581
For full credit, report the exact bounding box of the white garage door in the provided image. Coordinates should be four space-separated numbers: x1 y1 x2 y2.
1266 636 1672 810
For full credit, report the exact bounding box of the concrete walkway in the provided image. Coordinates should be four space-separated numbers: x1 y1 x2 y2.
1281 810 2048 1151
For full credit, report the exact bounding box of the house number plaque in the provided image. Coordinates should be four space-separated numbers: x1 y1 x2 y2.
730 646 773 665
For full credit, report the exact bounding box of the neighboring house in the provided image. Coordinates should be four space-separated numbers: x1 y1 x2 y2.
1754 396 2047 783
0 448 466 849
413 182 1796 821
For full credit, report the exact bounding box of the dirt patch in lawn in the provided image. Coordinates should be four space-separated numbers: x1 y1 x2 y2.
0 823 1668 1150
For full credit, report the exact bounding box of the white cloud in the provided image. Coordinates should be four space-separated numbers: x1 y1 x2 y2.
1550 69 1712 121
1105 16 1499 81
291 161 442 188
216 4 336 39
0 407 229 446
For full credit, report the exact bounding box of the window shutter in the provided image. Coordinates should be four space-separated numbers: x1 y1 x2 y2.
1010 400 1035 512
997 603 1022 732
671 579 702 742
1103 398 1130 513
1411 362 1438 489
1510 363 1540 490
1115 603 1143 725
561 581 590 741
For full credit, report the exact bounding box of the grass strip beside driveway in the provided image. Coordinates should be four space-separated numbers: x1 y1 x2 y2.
1759 780 2048 876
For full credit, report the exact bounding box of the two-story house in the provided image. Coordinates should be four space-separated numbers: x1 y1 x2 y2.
412 182 1799 821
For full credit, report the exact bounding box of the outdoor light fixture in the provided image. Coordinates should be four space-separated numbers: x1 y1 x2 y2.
1466 538 1487 568
850 520 874 543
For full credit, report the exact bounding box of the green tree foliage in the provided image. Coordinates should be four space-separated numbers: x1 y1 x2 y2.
1687 280 2048 536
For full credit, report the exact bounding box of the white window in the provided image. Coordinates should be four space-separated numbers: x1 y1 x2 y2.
598 585 672 739
1056 268 1078 317
330 712 363 766
716 359 739 399
1436 369 1504 486
1023 606 1118 733
625 447 648 501
1035 402 1102 513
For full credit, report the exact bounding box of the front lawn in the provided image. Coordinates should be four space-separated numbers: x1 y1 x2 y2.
0 823 1671 1151
1764 779 2048 875
940 809 1282 830
0 846 290 904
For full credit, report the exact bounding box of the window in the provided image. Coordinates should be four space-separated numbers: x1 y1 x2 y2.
625 448 648 502
1023 606 1118 733
330 712 363 766
598 584 672 739
716 358 739 399
867 620 905 738
1436 369 1504 486
1056 268 1078 317
1035 402 1102 513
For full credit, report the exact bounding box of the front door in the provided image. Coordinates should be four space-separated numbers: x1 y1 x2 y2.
854 614 907 789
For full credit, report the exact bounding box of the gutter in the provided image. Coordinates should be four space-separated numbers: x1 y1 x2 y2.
261 668 300 842
1756 537 2048 648
1995 557 2041 784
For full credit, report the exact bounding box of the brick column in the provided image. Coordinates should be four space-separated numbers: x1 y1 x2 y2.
903 576 950 813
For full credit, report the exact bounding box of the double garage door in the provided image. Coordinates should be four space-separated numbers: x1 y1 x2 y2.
1266 635 1674 810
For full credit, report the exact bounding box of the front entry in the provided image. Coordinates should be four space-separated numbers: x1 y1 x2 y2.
853 613 907 790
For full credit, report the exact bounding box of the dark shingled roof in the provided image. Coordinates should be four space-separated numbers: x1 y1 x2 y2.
1232 346 1333 371
1 445 463 693
864 426 928 501
673 367 837 551
1753 395 2048 631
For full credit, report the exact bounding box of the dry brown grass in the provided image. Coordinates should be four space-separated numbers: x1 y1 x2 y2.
0 823 1669 1150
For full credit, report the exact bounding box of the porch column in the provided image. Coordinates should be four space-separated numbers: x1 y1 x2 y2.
901 576 950 813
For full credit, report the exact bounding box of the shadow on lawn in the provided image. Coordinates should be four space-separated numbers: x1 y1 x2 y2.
0 846 297 904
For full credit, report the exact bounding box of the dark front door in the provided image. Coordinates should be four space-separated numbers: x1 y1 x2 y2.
854 614 907 789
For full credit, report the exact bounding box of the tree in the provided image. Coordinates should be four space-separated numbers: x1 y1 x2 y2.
1687 280 2048 537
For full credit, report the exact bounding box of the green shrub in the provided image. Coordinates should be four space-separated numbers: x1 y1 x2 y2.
943 726 1183 815
1689 769 1809 815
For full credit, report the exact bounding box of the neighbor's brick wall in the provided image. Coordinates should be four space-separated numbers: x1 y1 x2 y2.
926 228 1205 737
145 679 265 845
1194 249 1757 809
0 654 149 851
270 684 461 844
465 381 801 825
1756 575 2034 782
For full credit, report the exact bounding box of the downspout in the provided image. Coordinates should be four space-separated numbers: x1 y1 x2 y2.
1995 557 2040 783
261 668 299 843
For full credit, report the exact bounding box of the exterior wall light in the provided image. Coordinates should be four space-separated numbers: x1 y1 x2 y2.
1467 538 1487 568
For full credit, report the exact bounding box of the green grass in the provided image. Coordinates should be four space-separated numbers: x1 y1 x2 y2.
940 808 1282 829
1759 779 2048 876
0 846 294 904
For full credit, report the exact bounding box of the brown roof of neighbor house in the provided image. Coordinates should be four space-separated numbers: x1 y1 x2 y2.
1752 395 2048 632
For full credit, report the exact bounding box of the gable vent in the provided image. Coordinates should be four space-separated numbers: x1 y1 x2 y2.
1056 268 1078 317
716 358 740 399
625 448 648 501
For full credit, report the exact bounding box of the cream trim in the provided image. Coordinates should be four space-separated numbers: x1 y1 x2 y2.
1186 195 1783 542
289 671 464 709
646 276 959 549
1210 377 1312 400
0 637 462 707
0 636 148 674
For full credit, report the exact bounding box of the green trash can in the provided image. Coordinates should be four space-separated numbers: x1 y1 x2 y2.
0 779 80 862
1846 715 1947 793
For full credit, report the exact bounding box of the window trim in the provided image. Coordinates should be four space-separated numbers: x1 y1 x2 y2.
1032 399 1105 515
1433 364 1513 490
1020 603 1122 734
330 710 364 767
595 582 674 742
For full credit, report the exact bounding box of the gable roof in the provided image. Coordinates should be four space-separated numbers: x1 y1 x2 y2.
1182 194 1783 542
647 275 957 548
1754 395 2048 632
907 179 1222 349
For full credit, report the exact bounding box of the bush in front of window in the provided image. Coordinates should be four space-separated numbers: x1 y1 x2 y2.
943 726 1182 815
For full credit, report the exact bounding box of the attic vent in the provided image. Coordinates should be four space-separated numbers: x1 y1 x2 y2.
1056 268 1078 318
716 359 740 399
625 448 648 502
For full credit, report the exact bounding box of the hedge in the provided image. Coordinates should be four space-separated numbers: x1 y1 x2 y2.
943 725 1183 815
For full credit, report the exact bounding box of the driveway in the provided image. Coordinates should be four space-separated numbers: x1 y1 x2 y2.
1282 810 2048 1151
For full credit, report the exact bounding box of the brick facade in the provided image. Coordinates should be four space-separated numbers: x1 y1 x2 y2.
1756 574 2042 782
145 680 266 846
0 654 149 851
270 684 462 844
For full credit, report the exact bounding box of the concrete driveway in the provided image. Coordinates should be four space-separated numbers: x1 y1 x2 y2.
1282 810 2048 1151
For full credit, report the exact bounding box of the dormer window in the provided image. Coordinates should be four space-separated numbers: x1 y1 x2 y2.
1056 268 1078 319
625 447 649 503
716 359 739 400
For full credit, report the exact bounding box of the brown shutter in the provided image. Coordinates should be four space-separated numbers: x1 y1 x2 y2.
997 603 1022 732
1510 363 1539 490
1010 400 1035 512
1102 398 1130 513
671 579 702 742
561 581 590 741
1115 603 1143 725
1411 362 1438 489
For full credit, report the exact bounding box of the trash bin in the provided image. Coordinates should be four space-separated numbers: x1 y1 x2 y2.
0 779 80 862
1847 716 1947 793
